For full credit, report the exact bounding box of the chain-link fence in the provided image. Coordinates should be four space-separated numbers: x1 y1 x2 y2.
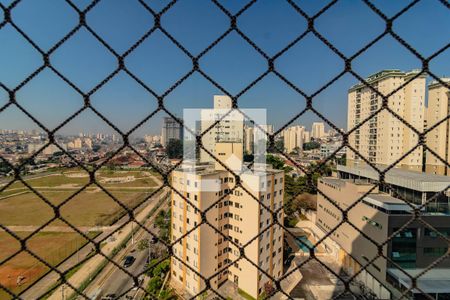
0 0 449 299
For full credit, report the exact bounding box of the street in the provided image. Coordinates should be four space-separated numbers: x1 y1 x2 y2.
83 201 168 300
23 187 167 300
91 246 149 299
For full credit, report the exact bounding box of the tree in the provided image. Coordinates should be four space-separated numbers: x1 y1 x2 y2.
263 282 275 297
166 139 183 159
147 276 162 293
266 155 286 170
294 193 317 211
336 153 346 166
152 259 170 278
267 138 284 153
303 141 320 150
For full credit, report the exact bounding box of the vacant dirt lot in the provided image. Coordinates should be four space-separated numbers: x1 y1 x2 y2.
0 231 97 299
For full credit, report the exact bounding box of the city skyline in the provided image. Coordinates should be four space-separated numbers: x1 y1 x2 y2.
0 1 449 299
1 0 449 135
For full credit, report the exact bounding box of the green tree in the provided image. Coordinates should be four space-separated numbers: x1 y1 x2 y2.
166 139 183 159
336 153 346 166
152 259 170 278
147 276 162 293
266 154 284 170
303 141 320 150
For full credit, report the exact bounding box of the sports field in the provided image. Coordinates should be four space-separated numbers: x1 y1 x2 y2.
0 168 161 298
0 168 160 227
0 231 98 298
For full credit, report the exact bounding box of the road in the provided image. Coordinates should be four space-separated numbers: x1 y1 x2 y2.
87 243 150 300
84 201 168 300
20 188 167 300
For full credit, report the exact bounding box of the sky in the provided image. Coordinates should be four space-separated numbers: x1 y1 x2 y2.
0 0 449 136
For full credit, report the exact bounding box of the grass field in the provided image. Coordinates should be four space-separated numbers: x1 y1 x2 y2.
0 168 161 298
0 190 153 227
2 170 158 191
0 168 160 227
0 231 98 299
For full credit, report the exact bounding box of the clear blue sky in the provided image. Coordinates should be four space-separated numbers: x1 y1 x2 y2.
0 0 449 136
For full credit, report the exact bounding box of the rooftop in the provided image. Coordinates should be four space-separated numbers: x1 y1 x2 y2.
348 69 425 92
364 193 416 212
337 165 450 192
428 77 450 89
387 268 450 294
174 160 283 176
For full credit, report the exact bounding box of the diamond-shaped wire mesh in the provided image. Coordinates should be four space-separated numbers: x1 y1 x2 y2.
0 0 449 299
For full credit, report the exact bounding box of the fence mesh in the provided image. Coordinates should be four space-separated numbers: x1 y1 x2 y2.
0 0 449 299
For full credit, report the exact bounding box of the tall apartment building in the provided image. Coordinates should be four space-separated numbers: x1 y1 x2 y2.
316 165 450 299
283 125 304 153
425 78 450 175
303 130 310 143
244 126 254 154
347 70 426 171
161 116 183 147
200 96 244 162
170 142 285 299
311 122 325 139
244 125 273 154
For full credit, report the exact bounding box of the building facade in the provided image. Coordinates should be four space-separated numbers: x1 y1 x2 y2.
161 116 183 147
312 122 325 140
200 96 244 163
347 70 426 172
170 143 284 299
316 165 450 299
283 125 304 154
244 125 273 155
425 78 450 175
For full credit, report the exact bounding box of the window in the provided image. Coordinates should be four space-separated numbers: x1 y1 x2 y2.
424 247 447 257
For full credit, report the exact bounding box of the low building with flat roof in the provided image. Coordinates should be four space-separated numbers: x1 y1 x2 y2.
316 170 450 299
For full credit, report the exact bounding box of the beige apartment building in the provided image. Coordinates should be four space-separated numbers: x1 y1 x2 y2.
171 141 284 298
244 125 273 154
283 125 304 153
200 96 244 163
425 78 450 175
347 70 426 172
311 122 325 140
303 130 310 143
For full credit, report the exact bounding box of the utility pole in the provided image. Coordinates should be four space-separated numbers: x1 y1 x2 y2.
131 222 134 245
61 284 65 300
77 236 79 264
148 237 151 264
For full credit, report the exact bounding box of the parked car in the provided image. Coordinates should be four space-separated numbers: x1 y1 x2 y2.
150 236 158 244
101 294 116 300
123 256 135 268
